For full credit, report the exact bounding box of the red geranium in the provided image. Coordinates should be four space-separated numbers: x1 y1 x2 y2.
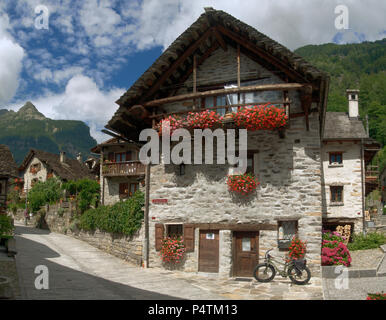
159 236 186 263
231 104 288 131
288 237 307 260
227 173 258 195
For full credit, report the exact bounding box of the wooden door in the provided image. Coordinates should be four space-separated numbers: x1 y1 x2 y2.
233 231 259 277
198 230 219 273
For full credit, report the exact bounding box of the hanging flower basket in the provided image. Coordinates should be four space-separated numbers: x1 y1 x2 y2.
231 104 288 131
288 237 307 260
227 173 258 195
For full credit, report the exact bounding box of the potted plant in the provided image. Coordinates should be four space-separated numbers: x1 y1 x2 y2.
227 173 259 195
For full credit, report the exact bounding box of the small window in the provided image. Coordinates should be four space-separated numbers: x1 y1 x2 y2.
278 220 298 249
115 152 126 163
351 94 356 100
329 152 343 164
119 183 129 198
330 186 343 203
167 224 183 238
129 183 139 196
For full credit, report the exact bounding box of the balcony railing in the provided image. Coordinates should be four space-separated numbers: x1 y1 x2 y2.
365 165 379 182
102 161 146 177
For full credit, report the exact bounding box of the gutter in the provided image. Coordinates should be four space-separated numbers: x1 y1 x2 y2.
360 138 366 234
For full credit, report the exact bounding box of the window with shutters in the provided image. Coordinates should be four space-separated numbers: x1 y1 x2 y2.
167 224 183 237
155 223 195 252
277 220 298 249
330 186 344 204
129 183 139 196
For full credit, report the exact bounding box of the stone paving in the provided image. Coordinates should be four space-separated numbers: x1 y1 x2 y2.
14 223 324 300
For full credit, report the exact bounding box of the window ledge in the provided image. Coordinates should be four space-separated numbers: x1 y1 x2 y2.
329 202 344 206
328 164 343 168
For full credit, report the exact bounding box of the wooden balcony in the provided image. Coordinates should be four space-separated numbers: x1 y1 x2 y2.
365 165 379 196
102 161 145 177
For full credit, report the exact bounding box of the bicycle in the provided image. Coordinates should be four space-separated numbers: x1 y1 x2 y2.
253 249 311 285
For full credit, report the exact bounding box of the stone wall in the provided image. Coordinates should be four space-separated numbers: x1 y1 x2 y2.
23 157 52 191
321 141 364 232
148 113 323 275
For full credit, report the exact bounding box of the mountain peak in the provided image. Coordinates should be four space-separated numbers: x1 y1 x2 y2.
17 101 46 120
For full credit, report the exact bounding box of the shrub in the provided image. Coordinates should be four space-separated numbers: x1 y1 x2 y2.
28 178 62 212
62 179 100 213
79 191 144 236
321 231 351 267
159 236 186 263
348 232 386 251
0 215 14 237
288 237 307 260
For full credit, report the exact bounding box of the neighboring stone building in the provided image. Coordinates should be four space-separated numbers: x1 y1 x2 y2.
91 138 145 205
321 90 381 234
0 145 18 213
19 149 95 192
105 8 330 277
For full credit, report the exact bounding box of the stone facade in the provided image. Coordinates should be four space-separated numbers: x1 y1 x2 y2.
99 143 144 205
23 157 52 192
321 141 364 232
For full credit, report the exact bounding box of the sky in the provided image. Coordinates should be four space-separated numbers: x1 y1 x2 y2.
0 0 385 143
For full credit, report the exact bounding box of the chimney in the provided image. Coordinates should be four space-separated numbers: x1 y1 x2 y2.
347 89 359 118
77 152 82 162
60 151 66 163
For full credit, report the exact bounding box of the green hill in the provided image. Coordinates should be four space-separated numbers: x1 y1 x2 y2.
0 102 97 164
295 39 386 170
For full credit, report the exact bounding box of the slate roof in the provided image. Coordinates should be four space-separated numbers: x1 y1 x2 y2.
323 112 368 140
0 145 18 178
20 149 95 181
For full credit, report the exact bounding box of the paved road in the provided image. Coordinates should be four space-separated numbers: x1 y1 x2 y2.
14 224 223 300
323 276 386 300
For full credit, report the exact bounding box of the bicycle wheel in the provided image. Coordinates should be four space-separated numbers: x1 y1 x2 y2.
253 263 276 282
287 265 311 285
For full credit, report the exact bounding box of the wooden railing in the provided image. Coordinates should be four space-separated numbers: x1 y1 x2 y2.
102 161 146 177
365 165 379 181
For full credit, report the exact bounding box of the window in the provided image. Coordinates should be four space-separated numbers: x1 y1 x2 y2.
129 183 139 196
277 220 298 249
330 186 343 203
246 152 256 175
167 224 183 237
119 183 128 198
115 152 126 163
329 152 343 165
351 94 356 100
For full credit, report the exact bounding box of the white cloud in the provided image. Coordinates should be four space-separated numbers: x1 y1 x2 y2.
5 74 124 143
0 13 24 103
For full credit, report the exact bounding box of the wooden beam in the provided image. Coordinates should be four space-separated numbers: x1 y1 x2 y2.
216 25 308 83
143 83 305 107
190 223 277 231
173 42 220 91
139 28 214 104
212 27 227 51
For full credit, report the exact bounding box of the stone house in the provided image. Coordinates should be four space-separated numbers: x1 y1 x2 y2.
321 90 381 234
0 145 18 213
91 138 145 205
104 8 330 277
19 149 94 192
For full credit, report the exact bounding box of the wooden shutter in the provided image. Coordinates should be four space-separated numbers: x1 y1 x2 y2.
155 224 164 251
119 183 128 195
108 152 114 161
126 151 132 161
184 224 195 252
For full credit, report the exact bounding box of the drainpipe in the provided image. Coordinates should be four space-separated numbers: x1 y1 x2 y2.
360 138 366 234
144 164 150 268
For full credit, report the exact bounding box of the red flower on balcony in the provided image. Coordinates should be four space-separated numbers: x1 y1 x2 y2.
156 110 224 135
231 104 288 131
227 173 259 195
